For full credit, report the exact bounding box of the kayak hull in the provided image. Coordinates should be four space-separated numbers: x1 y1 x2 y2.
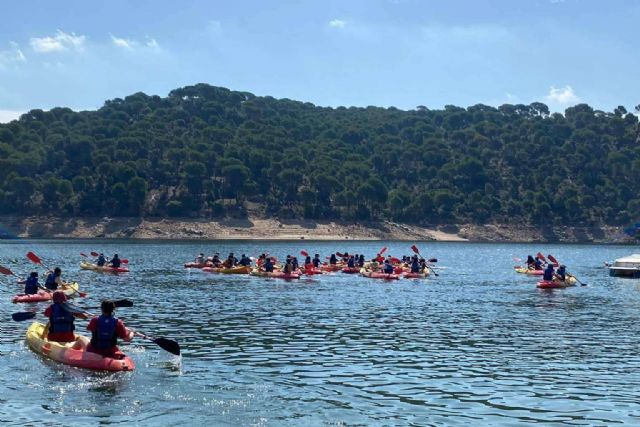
202 266 251 274
514 267 544 276
13 283 80 303
403 271 430 279
302 268 323 275
321 264 343 272
26 322 134 372
341 267 360 274
80 262 128 273
250 270 301 279
184 262 209 269
537 277 577 289
360 271 400 280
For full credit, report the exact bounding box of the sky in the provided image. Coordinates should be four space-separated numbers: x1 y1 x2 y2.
1 0 639 122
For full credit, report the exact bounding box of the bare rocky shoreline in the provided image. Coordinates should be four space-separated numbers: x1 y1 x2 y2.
0 216 633 243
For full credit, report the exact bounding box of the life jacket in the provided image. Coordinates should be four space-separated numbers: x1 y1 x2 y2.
556 268 566 280
312 257 320 267
534 260 542 270
329 255 337 265
90 315 118 349
97 256 106 266
383 263 394 274
45 273 58 290
348 258 355 268
411 261 420 273
543 267 554 281
25 276 39 294
111 258 121 268
49 303 75 333
264 262 274 272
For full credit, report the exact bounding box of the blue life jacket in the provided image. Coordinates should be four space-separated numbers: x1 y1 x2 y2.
25 276 39 294
411 261 420 273
348 258 355 268
312 257 320 267
556 267 566 280
383 263 394 274
49 303 75 334
358 257 365 267
45 273 58 290
97 256 106 266
329 255 337 265
543 267 554 281
534 260 542 270
111 258 121 268
90 315 118 349
264 261 274 272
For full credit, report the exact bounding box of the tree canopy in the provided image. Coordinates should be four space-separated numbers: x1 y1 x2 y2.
0 83 639 226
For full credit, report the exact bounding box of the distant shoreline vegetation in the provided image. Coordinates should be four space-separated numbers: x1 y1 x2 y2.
0 84 639 228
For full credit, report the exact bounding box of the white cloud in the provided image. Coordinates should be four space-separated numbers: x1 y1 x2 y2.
544 85 580 105
329 19 346 28
111 34 160 51
0 42 26 68
0 109 24 123
30 30 85 53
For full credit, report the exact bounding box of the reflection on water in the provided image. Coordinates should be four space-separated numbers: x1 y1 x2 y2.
1 240 640 425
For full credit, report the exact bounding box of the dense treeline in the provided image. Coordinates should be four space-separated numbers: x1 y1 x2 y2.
0 83 639 226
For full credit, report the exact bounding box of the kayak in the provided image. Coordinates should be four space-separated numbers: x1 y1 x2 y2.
202 267 222 273
302 268 323 275
184 262 209 268
537 277 577 289
220 266 251 274
250 270 301 279
360 271 400 280
514 267 544 276
26 322 134 372
12 282 80 303
321 264 343 272
341 267 360 274
403 271 430 279
80 262 129 273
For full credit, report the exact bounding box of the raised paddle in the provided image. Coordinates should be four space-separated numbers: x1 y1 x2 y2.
90 251 99 257
0 265 53 294
547 254 560 267
26 252 88 298
300 250 309 257
410 245 439 277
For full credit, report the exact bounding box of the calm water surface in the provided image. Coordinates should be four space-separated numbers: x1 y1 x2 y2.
1 240 640 426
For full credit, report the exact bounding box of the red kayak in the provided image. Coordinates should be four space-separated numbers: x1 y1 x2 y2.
302 268 323 275
321 264 343 272
12 283 81 303
361 272 400 280
341 267 360 274
537 279 576 289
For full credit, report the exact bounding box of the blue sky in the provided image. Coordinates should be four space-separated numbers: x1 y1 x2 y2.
1 0 639 122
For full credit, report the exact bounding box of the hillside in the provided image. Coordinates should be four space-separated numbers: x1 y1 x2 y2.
1 84 639 232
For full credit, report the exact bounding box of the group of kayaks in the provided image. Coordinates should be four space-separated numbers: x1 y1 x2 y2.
514 252 579 289
5 252 138 372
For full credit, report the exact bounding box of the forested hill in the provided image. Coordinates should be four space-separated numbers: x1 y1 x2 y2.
1 83 639 227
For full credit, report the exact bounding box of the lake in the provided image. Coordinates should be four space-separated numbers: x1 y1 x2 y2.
1 240 640 426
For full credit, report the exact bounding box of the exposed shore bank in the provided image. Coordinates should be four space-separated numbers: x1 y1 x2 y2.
0 216 632 243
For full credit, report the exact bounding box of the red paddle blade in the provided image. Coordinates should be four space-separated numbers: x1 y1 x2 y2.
336 252 344 258
300 250 309 257
26 252 42 265
80 252 88 258
379 247 388 255
90 251 99 257
547 255 559 266
390 257 401 264
0 265 14 275
411 245 420 254
121 259 129 264
536 252 547 262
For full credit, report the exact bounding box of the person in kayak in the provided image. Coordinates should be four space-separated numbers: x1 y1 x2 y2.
543 263 555 281
44 291 86 343
211 253 222 267
195 253 205 265
110 254 121 268
347 256 356 268
526 255 535 269
86 300 134 358
24 272 39 295
291 256 299 271
264 257 275 272
358 254 365 267
382 259 394 274
555 265 567 281
283 258 294 274
223 253 237 268
312 254 321 268
44 267 63 291
238 254 251 267
329 254 338 265
534 257 543 270
96 253 107 267
410 256 421 273
304 255 312 267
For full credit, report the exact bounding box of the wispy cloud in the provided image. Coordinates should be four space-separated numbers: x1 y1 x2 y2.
544 85 580 105
111 34 160 51
0 42 26 68
329 19 346 28
0 109 24 123
30 30 86 53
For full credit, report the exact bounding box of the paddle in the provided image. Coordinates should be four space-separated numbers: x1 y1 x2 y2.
547 254 559 267
26 252 87 298
567 273 588 286
0 264 53 294
300 250 309 257
11 300 133 322
410 245 438 277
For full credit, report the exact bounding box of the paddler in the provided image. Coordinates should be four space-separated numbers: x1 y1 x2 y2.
96 253 107 267
44 291 86 343
24 272 39 295
382 259 394 274
109 254 122 268
534 256 543 271
555 265 567 281
264 257 275 272
312 254 321 268
347 255 356 268
357 254 365 267
543 263 555 281
526 255 535 269
195 253 205 265
44 267 63 291
239 254 251 267
329 254 338 265
86 300 134 358
410 255 421 273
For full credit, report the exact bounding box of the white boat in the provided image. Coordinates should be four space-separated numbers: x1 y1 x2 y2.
608 254 640 278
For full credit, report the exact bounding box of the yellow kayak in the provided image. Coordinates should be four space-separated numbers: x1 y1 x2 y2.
26 322 134 371
80 261 129 273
